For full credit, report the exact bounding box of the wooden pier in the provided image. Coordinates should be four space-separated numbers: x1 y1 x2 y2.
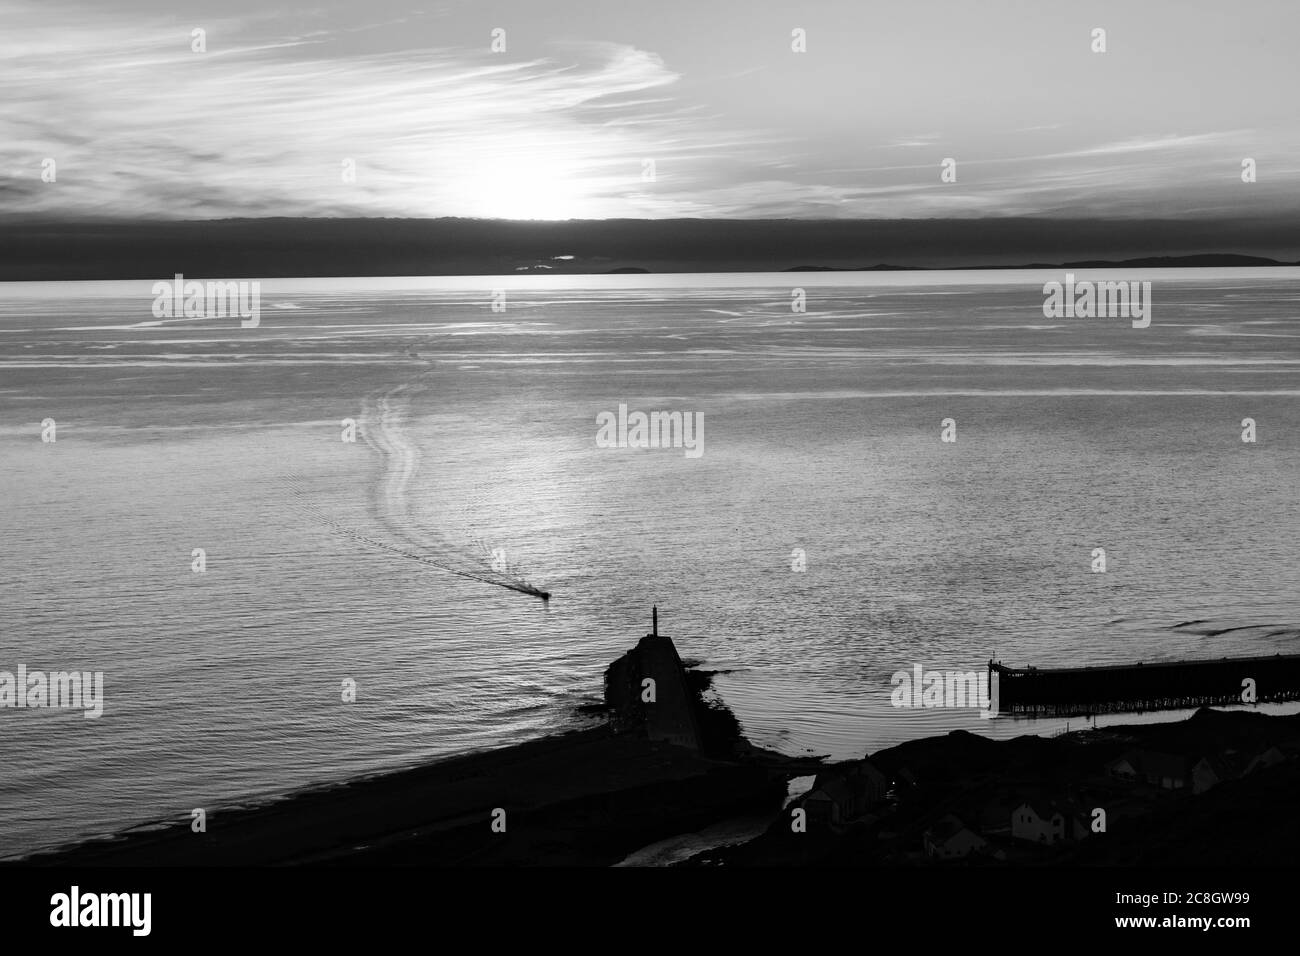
990 652 1300 717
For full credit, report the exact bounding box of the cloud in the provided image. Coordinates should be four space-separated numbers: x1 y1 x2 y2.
0 3 754 219
1 1 1297 222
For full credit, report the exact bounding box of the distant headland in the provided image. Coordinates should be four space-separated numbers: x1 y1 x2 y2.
2 217 1299 280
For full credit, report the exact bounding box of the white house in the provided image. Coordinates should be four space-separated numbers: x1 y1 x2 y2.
1011 801 1088 845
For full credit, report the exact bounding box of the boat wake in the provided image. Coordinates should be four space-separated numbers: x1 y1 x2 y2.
282 380 549 600
283 479 549 598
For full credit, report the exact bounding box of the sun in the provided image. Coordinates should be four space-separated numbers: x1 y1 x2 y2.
458 155 594 220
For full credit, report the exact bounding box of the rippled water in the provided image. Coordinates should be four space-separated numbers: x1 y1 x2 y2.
2 269 1299 858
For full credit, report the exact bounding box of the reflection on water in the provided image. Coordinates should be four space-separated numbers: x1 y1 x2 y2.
2 270 1299 857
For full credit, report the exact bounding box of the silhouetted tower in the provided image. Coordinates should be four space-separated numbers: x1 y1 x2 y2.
651 605 659 637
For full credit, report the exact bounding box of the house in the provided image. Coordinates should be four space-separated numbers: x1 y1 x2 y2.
804 777 857 828
975 793 1022 835
1104 749 1220 794
1212 749 1251 781
1244 746 1287 775
1135 751 1190 790
802 759 889 828
1106 751 1140 783
843 759 889 802
1011 800 1090 845
1188 756 1221 794
922 814 988 861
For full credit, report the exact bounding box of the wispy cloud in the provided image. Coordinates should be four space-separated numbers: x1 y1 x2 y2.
1 1 1297 221
0 3 761 219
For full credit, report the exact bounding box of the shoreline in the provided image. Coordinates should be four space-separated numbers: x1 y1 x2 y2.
15 631 822 867
16 723 804 867
15 630 1300 867
683 707 1300 867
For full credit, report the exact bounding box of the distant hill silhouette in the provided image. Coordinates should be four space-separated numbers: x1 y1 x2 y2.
1 218 1297 280
785 253 1292 272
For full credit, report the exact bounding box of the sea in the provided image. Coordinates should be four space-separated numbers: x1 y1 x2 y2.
2 268 1298 859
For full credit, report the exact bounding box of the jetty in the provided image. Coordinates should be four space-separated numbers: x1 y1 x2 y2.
990 652 1300 717
603 606 703 750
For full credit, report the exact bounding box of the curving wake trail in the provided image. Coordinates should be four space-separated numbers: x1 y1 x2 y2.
283 379 549 600
283 477 548 598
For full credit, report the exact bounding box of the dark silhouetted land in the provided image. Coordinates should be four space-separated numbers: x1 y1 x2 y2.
2 217 1299 279
16 629 1300 867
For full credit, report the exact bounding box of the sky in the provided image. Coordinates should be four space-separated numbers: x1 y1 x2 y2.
2 0 1298 221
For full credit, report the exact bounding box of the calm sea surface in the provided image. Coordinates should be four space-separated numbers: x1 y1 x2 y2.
2 269 1299 857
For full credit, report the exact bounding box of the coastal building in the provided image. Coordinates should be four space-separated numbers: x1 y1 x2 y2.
848 759 889 801
804 778 855 829
1105 749 1220 794
1244 745 1287 775
1011 800 1090 845
1106 752 1140 783
1189 756 1223 793
802 759 889 829
975 793 1021 835
922 815 989 861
